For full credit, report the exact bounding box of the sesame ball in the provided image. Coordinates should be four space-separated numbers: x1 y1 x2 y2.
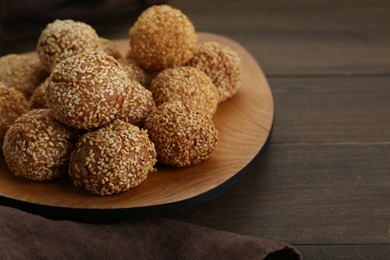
150 67 219 116
29 77 49 109
68 120 157 196
99 37 123 60
37 19 100 71
129 5 197 71
0 83 30 148
2 109 77 181
144 101 218 167
0 54 48 97
119 58 149 87
187 41 242 103
116 80 155 126
46 51 127 130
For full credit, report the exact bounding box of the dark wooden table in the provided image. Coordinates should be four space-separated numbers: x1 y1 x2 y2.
165 1 390 258
1 0 390 258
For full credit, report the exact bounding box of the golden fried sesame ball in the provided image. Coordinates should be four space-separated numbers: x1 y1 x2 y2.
119 58 149 87
99 37 123 60
144 101 218 167
29 77 49 109
150 67 219 116
2 109 77 181
37 19 100 71
116 80 155 126
46 51 127 130
0 54 48 97
0 83 30 148
129 5 197 71
187 41 242 103
69 120 157 196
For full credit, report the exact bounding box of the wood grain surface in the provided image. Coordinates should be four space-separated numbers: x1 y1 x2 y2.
164 0 390 258
270 76 390 143
0 33 273 209
167 144 390 243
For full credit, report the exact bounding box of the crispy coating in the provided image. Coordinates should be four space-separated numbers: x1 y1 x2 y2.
150 67 219 116
46 51 127 130
116 80 155 126
144 101 218 167
2 109 77 181
119 58 149 87
187 41 242 102
37 19 100 71
29 77 50 109
69 120 157 196
129 5 196 71
0 54 48 97
0 83 30 148
99 37 123 60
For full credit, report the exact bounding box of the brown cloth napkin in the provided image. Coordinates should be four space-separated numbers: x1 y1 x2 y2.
0 206 301 259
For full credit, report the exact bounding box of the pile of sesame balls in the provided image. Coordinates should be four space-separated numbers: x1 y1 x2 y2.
0 5 242 196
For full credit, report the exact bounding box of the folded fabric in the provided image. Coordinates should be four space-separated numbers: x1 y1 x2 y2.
0 206 300 259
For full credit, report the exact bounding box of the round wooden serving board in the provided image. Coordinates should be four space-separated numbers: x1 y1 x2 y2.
0 33 274 219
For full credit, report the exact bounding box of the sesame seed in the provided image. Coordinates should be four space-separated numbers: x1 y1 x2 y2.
187 41 242 103
0 54 48 98
46 51 127 130
144 101 218 167
150 66 219 116
116 80 155 126
2 109 77 181
68 120 156 195
129 5 197 71
37 19 101 71
0 83 30 148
